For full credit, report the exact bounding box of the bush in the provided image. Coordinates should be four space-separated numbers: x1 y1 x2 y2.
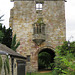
38 52 52 69
53 41 75 75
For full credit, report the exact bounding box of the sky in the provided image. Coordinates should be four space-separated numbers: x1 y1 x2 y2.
0 0 75 42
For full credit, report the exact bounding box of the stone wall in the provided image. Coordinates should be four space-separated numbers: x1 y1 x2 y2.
13 57 26 75
0 55 26 75
0 55 11 75
10 1 66 72
0 55 6 75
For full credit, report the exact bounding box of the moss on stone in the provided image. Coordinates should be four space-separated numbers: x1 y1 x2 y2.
37 18 43 23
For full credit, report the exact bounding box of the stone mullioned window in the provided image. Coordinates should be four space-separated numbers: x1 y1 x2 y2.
33 18 45 35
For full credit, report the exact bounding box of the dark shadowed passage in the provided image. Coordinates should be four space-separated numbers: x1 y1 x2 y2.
38 48 55 71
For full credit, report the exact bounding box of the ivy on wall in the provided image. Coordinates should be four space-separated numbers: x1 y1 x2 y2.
4 56 10 75
11 34 20 52
0 55 2 74
0 55 10 75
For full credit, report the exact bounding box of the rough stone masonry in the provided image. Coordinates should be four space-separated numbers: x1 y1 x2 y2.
10 0 66 72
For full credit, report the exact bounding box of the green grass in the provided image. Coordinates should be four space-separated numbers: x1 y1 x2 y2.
27 72 52 75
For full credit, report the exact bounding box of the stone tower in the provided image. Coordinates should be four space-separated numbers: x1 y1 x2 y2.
10 0 66 72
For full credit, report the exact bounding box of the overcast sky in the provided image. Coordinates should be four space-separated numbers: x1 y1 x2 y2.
0 0 75 41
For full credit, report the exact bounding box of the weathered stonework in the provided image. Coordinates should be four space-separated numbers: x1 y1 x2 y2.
0 55 26 75
10 0 66 72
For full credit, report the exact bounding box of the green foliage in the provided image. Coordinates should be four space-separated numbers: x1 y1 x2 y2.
36 18 45 25
0 16 12 48
0 23 2 30
0 23 4 43
2 27 12 48
0 55 2 74
11 34 20 51
69 41 75 54
2 26 6 34
27 72 52 75
56 41 69 56
0 23 20 51
0 30 4 43
38 52 52 69
4 56 10 75
0 23 12 48
37 18 43 23
53 41 75 75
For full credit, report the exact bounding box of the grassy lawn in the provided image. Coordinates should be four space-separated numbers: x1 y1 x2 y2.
27 72 52 75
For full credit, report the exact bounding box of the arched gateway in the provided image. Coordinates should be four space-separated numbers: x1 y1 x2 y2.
10 0 66 72
36 46 55 70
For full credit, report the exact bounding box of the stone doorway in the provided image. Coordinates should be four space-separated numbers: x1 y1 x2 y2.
38 48 55 71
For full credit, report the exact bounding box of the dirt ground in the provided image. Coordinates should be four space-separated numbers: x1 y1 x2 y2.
38 69 51 73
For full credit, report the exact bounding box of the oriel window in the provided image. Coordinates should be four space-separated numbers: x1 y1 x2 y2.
33 23 45 34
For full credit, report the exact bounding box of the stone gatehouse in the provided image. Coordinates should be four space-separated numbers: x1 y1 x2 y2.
10 0 66 72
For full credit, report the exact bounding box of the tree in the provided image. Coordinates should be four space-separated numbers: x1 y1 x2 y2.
52 41 75 75
0 23 4 43
0 20 12 48
0 23 20 51
56 41 75 56
0 31 4 43
38 52 51 69
11 34 20 52
0 23 2 30
2 27 12 48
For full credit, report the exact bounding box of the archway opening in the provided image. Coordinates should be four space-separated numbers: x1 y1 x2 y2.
38 48 55 71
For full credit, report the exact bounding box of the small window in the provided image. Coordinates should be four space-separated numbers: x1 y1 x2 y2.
36 3 42 10
27 55 30 62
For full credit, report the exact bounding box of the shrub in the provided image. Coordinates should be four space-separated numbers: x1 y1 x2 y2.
38 52 51 69
53 41 75 75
